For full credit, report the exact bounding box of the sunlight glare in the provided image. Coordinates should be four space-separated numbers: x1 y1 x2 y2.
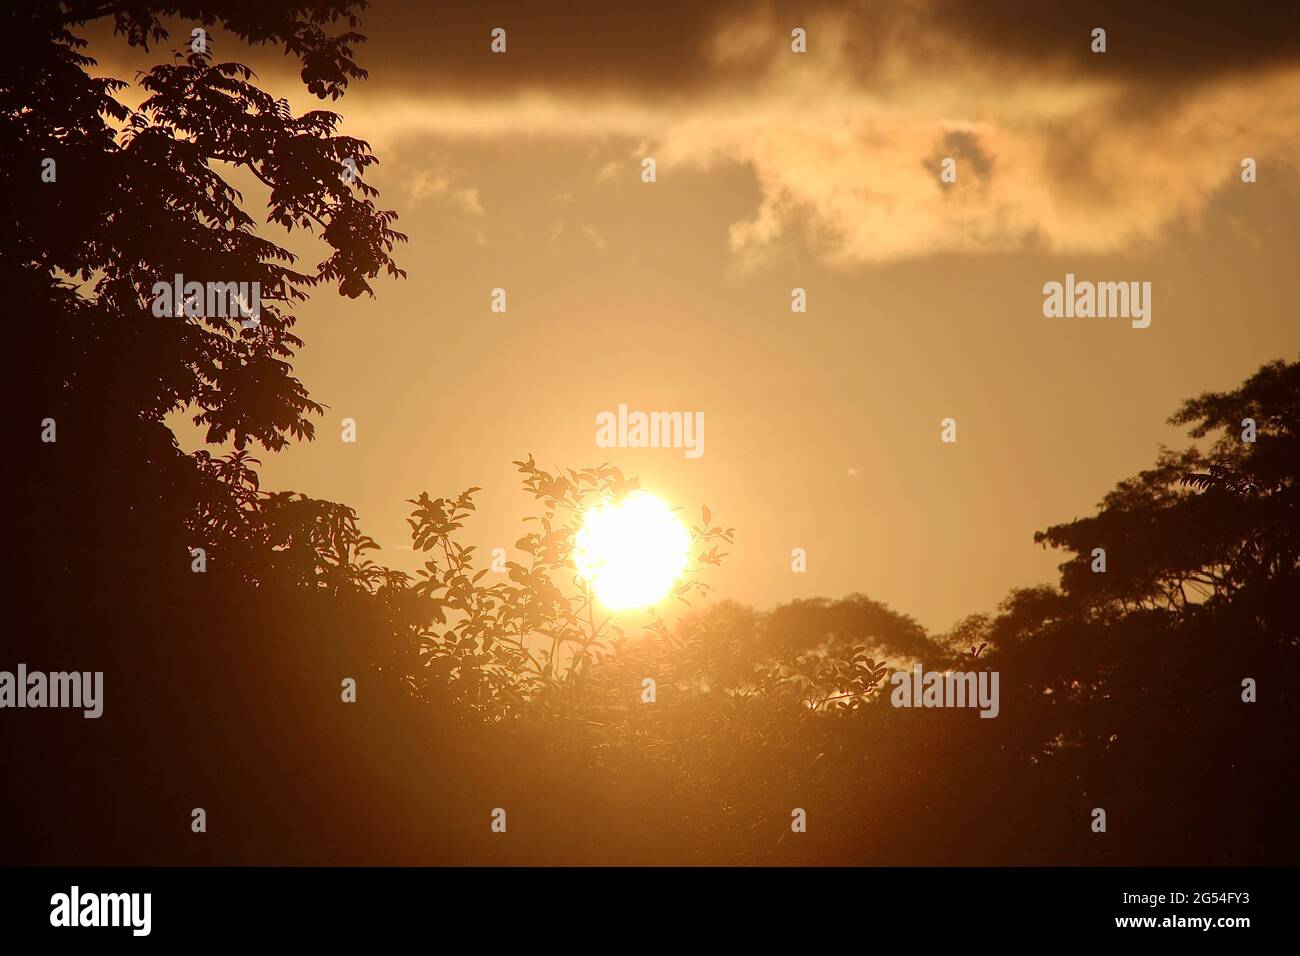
574 491 691 611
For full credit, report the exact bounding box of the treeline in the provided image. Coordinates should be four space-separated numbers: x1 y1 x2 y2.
7 354 1297 864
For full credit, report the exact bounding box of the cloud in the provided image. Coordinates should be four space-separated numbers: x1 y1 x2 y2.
345 53 1298 265
79 0 1300 99
594 159 622 183
343 0 1300 95
403 167 484 217
80 0 1300 265
700 67 1300 265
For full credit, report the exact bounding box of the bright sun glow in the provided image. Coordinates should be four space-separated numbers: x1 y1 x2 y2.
574 491 691 611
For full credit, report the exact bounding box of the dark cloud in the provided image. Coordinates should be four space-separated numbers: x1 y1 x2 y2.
925 131 993 184
77 1 1300 98
929 0 1300 84
349 0 1300 93
349 0 765 93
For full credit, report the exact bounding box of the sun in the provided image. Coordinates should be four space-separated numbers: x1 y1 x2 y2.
574 491 692 611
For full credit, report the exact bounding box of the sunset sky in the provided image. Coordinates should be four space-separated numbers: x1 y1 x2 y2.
89 0 1299 630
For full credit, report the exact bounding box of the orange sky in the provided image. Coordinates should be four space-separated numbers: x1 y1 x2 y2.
86 1 1300 630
